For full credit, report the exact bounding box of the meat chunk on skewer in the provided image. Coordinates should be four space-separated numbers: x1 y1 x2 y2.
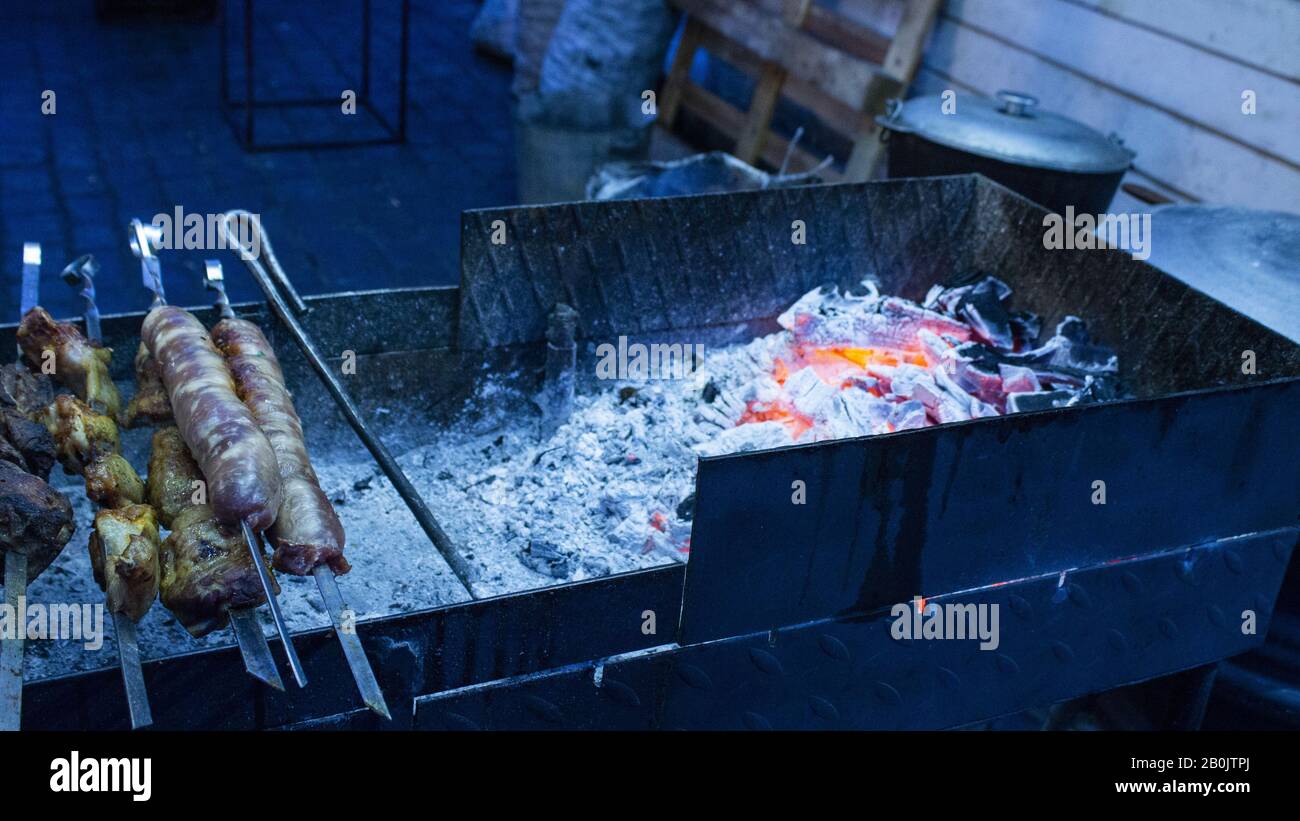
142 306 281 530
84 453 146 509
40 394 119 474
121 343 172 429
0 363 54 418
0 406 56 481
0 459 75 584
16 306 122 419
212 318 348 575
146 426 202 529
160 504 274 637
88 504 161 621
147 425 272 636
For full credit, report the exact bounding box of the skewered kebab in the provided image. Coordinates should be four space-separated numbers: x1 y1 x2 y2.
0 243 77 732
9 255 160 727
130 219 301 687
209 230 393 718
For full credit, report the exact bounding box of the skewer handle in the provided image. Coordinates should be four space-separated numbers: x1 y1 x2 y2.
129 219 165 306
61 254 102 345
204 260 236 320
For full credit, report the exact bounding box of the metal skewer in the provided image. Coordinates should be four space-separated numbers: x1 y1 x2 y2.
61 254 153 730
1 243 44 731
204 261 307 688
129 219 285 691
219 216 406 718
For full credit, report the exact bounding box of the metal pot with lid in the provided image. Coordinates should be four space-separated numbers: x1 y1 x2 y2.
876 90 1136 214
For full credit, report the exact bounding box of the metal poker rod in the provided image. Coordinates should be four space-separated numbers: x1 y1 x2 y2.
207 254 387 717
128 219 286 691
0 242 43 731
61 254 153 730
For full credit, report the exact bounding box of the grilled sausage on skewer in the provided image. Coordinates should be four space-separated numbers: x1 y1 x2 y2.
141 306 281 530
212 318 348 575
147 426 272 636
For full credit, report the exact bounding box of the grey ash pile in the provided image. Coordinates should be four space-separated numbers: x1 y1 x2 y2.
411 276 1121 594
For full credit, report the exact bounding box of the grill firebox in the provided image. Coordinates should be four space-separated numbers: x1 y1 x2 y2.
8 175 1299 730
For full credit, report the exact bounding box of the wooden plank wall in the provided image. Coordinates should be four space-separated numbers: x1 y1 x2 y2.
830 0 1300 214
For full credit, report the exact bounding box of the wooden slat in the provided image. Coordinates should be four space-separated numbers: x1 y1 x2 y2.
680 83 835 176
659 19 705 128
735 63 787 163
670 0 878 110
945 0 1300 167
751 0 893 63
844 0 939 180
1070 0 1300 82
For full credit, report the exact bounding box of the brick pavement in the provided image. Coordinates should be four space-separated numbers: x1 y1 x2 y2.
0 0 516 318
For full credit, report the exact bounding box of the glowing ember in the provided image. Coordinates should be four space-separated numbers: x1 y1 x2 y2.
700 277 1120 449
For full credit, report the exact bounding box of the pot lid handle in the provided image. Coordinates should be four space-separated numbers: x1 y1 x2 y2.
996 90 1038 117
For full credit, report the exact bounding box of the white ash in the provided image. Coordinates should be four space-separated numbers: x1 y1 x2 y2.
407 277 1120 596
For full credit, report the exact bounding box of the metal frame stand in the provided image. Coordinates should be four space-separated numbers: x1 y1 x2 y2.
219 0 410 152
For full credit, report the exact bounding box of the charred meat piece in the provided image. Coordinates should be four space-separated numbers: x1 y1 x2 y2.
160 504 274 637
122 343 173 428
142 306 281 530
84 453 146 509
17 306 122 419
213 318 348 575
0 460 75 583
40 394 119 475
88 504 160 621
145 426 202 529
0 362 54 418
0 406 56 480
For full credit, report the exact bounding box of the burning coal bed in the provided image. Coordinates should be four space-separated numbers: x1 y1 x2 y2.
413 276 1121 586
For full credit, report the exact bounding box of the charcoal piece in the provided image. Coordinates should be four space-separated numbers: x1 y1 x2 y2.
1009 311 1042 347
676 492 695 521
519 538 573 579
1007 390 1075 413
701 380 720 403
956 278 1015 351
